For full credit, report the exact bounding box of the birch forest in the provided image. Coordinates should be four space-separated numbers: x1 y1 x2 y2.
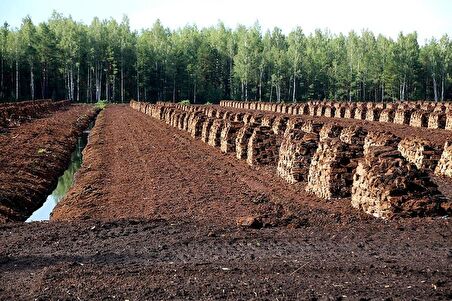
0 12 451 103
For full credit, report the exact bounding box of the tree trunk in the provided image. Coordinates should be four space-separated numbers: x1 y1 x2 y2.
136 68 140 101
229 58 233 98
87 67 90 102
15 58 19 101
121 62 124 103
0 54 4 99
432 73 438 102
30 63 34 100
292 73 296 102
172 76 176 101
245 81 248 101
193 79 196 103
441 76 444 101
269 85 273 102
259 70 263 101
77 64 80 102
241 81 244 100
105 69 109 102
112 74 116 101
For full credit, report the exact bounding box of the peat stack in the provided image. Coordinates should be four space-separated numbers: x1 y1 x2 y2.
379 109 395 123
246 126 278 166
363 131 400 155
394 108 412 125
261 115 276 127
236 123 257 160
351 146 447 219
365 107 382 121
319 123 343 141
398 137 441 171
277 130 319 183
201 118 215 143
345 104 357 119
409 110 429 128
305 138 362 200
434 142 452 178
272 116 289 136
301 120 323 134
208 119 225 147
354 106 367 120
428 111 447 129
324 106 336 118
340 126 368 145
446 112 452 130
188 113 206 138
220 121 243 153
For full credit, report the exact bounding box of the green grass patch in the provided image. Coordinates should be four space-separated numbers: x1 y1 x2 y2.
95 100 108 110
178 100 190 105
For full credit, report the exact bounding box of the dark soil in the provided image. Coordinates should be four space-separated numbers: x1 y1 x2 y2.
0 105 450 300
0 217 450 300
0 104 99 222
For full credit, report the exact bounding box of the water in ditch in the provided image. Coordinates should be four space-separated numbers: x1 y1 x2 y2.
26 123 93 222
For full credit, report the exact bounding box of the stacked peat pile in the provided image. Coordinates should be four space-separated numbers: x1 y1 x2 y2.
236 123 257 160
379 108 395 123
319 123 343 141
363 131 400 155
334 104 346 118
261 115 275 127
324 106 335 117
277 130 319 183
351 146 447 218
354 106 367 120
246 126 278 166
188 113 206 138
398 138 442 171
220 121 243 153
284 117 304 135
305 138 363 200
271 116 289 136
339 126 368 145
201 118 215 143
207 119 225 147
435 142 452 177
394 108 412 125
233 112 245 122
409 110 429 128
446 112 452 130
301 120 323 134
365 107 382 121
344 105 356 119
428 111 447 129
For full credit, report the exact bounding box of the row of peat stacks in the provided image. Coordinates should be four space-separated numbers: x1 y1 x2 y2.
130 100 451 219
220 100 452 130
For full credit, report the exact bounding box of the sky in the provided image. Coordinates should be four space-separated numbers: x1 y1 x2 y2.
1 0 451 42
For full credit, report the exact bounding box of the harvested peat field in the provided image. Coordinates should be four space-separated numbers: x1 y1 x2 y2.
1 102 452 300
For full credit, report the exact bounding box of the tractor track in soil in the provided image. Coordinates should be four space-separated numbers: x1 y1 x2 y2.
0 104 451 300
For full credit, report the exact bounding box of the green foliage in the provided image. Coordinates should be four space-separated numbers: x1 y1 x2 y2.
179 99 190 105
0 13 451 103
204 101 212 105
95 100 108 109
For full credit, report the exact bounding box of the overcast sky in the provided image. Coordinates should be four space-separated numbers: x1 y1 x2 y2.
1 0 451 43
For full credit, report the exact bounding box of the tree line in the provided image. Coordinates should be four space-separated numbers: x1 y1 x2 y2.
0 12 451 103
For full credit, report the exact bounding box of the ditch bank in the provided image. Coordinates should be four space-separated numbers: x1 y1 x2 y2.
0 104 100 223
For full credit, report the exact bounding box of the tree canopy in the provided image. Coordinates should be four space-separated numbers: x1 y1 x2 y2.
0 12 451 103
